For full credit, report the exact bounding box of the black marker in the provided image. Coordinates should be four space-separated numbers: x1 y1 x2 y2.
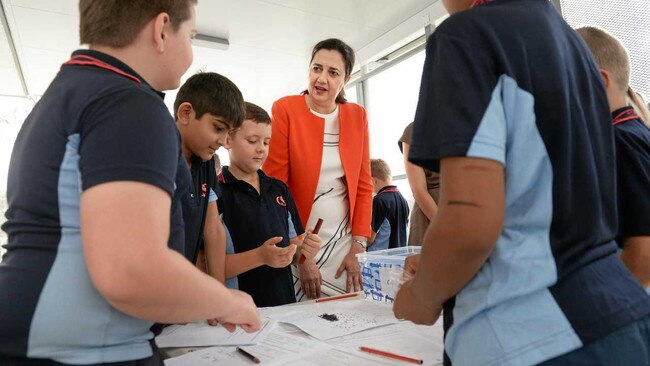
237 347 261 364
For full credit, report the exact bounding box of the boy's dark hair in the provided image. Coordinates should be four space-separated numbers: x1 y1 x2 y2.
244 102 271 125
173 72 245 129
370 159 391 181
79 0 197 48
302 38 355 104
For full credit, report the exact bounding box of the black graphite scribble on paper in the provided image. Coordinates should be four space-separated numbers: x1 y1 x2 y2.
319 313 339 322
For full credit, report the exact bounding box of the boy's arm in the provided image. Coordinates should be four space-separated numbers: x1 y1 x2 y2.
290 236 303 263
225 236 292 278
81 181 259 329
203 201 225 283
620 237 650 288
225 247 265 278
395 157 505 320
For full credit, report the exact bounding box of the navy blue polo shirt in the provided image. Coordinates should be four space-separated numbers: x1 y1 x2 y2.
409 0 650 365
180 155 219 264
0 50 183 363
370 186 409 251
612 107 650 243
217 167 304 307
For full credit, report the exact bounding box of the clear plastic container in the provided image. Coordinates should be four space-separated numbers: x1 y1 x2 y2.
356 246 421 303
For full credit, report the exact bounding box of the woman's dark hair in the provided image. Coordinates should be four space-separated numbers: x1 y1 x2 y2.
303 38 355 104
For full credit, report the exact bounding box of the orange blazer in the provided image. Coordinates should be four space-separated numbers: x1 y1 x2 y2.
263 95 372 238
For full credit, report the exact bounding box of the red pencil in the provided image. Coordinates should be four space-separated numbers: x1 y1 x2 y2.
298 218 323 264
359 346 423 364
314 292 357 303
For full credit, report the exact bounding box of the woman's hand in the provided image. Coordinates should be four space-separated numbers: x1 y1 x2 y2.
335 239 365 292
298 259 322 299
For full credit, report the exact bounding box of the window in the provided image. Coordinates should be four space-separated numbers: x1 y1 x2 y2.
560 0 650 99
364 49 426 178
345 84 358 105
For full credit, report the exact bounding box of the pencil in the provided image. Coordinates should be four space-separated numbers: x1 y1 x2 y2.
359 346 423 364
237 347 261 364
314 292 357 303
298 218 324 264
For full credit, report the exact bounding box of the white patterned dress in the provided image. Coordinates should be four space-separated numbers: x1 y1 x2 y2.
293 105 352 301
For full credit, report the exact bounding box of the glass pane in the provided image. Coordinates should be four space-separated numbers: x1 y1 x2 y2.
365 49 426 177
345 84 358 105
560 0 650 98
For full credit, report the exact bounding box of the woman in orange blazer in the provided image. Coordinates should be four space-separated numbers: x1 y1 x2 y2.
263 38 372 300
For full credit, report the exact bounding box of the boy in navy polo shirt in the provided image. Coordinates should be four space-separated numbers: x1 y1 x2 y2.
173 72 245 284
369 159 409 251
0 1 259 364
577 27 650 289
219 102 322 307
393 0 650 365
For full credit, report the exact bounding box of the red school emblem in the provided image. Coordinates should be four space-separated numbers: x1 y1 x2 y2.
201 183 207 198
276 196 286 206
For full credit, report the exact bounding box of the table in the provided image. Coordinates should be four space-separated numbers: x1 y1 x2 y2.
160 293 444 365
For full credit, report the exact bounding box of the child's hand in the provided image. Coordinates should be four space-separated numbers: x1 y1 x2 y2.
218 290 260 333
403 254 420 281
301 230 321 260
258 237 297 268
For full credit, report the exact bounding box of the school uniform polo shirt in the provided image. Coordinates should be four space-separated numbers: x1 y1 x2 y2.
217 167 304 307
181 155 219 264
612 107 650 243
370 186 409 251
408 0 650 365
0 50 184 363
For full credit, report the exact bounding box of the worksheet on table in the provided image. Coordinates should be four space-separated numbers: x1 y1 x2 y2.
155 319 275 348
164 330 326 366
330 321 445 365
164 331 396 366
268 299 399 340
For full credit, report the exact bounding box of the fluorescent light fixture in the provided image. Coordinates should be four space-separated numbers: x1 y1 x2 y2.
192 33 229 50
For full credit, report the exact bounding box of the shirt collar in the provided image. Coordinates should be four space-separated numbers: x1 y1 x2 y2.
220 166 271 185
611 106 639 126
377 185 399 194
470 0 495 8
70 49 165 99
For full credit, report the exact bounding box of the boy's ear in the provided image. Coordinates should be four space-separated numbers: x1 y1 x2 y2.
600 69 611 89
224 132 233 149
176 102 195 125
152 12 171 53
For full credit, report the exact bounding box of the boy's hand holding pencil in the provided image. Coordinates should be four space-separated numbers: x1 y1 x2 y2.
300 229 322 262
298 218 323 264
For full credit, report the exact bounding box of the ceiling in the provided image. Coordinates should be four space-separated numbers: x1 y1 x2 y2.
0 0 446 111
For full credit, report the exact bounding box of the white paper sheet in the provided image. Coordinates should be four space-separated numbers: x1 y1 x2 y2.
330 321 445 365
280 346 396 366
164 331 329 366
155 320 275 348
268 299 399 340
164 331 400 366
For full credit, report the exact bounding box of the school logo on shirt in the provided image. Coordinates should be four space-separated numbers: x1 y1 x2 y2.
276 196 286 206
201 183 207 198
